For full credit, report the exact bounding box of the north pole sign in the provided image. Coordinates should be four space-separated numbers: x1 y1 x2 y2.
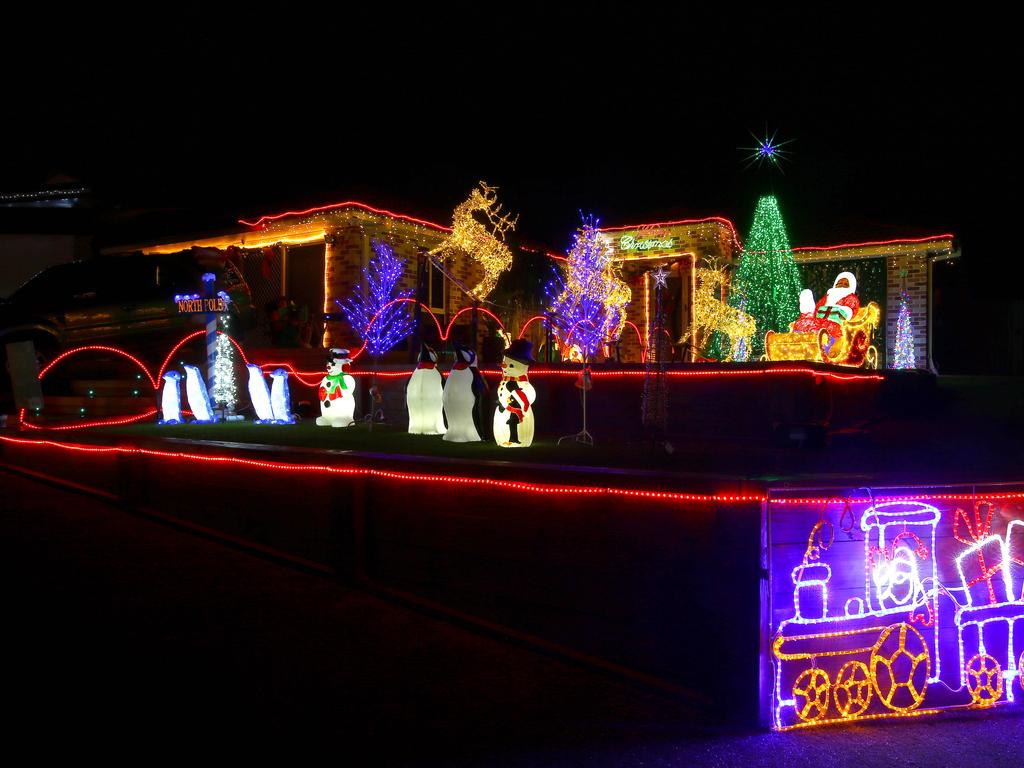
174 294 229 314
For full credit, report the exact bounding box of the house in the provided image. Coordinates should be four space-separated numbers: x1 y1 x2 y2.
107 200 496 359
597 216 956 369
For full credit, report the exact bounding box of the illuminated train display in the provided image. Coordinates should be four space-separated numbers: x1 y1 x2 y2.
770 500 1024 730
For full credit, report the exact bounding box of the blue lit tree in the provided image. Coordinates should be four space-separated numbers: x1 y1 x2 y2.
337 239 415 426
338 239 415 357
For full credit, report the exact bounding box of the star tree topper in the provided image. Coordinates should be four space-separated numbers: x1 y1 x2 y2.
651 264 670 289
740 127 795 173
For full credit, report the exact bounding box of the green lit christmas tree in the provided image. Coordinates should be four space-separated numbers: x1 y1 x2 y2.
730 195 803 359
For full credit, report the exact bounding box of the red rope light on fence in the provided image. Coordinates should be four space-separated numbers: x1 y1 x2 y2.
38 346 157 389
18 408 159 431
0 434 764 504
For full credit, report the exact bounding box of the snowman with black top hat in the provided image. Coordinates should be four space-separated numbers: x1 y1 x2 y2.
493 339 536 447
316 348 357 427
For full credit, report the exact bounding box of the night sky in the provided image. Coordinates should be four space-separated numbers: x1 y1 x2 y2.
3 9 1015 370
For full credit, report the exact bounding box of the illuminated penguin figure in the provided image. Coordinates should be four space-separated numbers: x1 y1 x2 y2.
269 368 295 424
443 342 484 443
493 339 535 447
246 364 274 422
182 364 217 423
316 348 357 427
406 343 447 435
158 370 183 424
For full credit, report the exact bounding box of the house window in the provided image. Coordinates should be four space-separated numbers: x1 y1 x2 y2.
428 260 445 313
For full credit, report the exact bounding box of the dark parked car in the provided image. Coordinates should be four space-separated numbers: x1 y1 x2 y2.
0 251 254 364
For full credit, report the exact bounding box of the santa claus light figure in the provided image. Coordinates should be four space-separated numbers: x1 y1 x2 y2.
792 271 860 352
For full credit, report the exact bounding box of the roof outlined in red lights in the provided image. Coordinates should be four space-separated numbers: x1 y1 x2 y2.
239 201 452 232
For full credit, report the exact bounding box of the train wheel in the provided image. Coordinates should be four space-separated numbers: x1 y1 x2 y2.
870 623 930 712
966 653 1003 707
793 668 831 722
834 661 873 718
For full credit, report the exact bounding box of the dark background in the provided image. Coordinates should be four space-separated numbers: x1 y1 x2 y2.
2 7 1015 372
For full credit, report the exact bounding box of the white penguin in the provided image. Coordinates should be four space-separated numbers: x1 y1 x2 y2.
269 368 295 424
493 339 536 447
316 348 357 427
182 364 217 423
407 343 447 435
246 364 274 422
159 370 182 424
443 342 483 443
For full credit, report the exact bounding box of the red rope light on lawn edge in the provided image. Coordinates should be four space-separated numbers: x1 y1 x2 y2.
0 434 763 504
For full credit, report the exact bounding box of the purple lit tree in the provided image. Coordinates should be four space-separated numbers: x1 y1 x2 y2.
892 291 916 369
547 215 631 445
337 239 415 426
546 215 630 362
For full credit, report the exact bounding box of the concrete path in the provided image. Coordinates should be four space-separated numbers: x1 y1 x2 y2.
2 469 1020 766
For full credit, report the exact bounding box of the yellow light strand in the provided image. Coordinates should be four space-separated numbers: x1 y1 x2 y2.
680 262 755 360
429 181 518 300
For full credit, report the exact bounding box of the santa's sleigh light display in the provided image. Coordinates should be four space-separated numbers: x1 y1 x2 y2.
764 271 881 368
770 499 1024 731
765 302 881 369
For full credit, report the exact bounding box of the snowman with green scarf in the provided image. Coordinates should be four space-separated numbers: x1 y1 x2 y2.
316 348 357 427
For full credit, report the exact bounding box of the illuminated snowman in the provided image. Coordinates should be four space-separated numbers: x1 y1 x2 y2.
493 339 536 447
316 348 357 427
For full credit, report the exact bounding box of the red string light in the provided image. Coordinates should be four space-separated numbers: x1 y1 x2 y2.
19 408 159 431
0 434 764 504
156 330 249 383
239 201 453 231
771 492 1024 505
791 235 955 253
38 346 157 389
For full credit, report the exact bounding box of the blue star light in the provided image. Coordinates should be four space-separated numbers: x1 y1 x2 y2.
741 128 795 173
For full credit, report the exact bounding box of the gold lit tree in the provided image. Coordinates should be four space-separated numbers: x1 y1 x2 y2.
429 182 518 300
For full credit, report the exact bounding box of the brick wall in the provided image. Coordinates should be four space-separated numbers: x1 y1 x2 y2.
794 239 954 371
886 254 930 369
318 211 498 360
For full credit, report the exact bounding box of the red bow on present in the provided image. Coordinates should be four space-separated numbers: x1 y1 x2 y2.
953 502 994 547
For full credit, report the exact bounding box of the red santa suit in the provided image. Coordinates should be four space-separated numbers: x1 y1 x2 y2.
792 271 860 341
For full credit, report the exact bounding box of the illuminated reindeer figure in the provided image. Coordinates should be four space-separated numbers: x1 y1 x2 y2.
429 182 518 300
680 260 756 362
